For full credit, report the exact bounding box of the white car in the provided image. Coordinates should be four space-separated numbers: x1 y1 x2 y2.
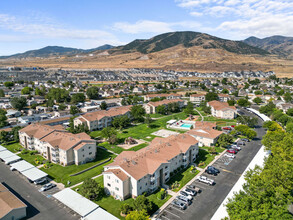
224 153 236 159
179 191 193 200
196 176 214 185
231 144 241 150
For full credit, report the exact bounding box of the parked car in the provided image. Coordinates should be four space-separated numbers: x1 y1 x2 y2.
227 149 237 154
179 191 193 200
183 188 196 196
172 200 187 210
34 178 47 185
39 183 56 192
231 125 235 128
186 185 201 193
196 176 215 185
231 145 241 151
237 141 245 146
176 195 191 205
241 138 249 142
224 153 236 159
222 127 232 130
205 166 220 176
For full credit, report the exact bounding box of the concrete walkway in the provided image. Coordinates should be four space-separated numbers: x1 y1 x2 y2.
151 149 227 219
194 108 204 121
69 174 103 189
97 146 119 156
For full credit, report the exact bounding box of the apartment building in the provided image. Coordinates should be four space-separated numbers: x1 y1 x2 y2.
103 133 199 200
190 94 205 105
74 105 132 131
19 124 96 166
143 99 185 114
207 100 237 119
144 93 182 102
218 94 230 102
187 121 223 146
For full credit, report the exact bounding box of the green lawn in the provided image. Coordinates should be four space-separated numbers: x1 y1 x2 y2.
91 112 187 142
195 107 207 116
194 148 215 168
40 148 115 186
74 176 171 219
2 142 22 153
149 113 166 118
167 168 200 192
203 116 237 122
18 153 45 166
201 146 225 154
99 142 149 154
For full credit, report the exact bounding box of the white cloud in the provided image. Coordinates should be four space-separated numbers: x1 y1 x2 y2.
113 20 202 34
0 13 123 45
190 11 203 16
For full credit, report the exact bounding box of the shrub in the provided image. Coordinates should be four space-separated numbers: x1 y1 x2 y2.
120 203 133 215
198 162 205 167
157 188 166 200
22 149 29 154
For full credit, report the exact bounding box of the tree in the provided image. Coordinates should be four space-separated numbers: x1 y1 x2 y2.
10 97 27 110
259 101 276 116
0 109 7 128
254 90 262 95
0 89 5 97
46 88 70 103
237 98 251 107
58 104 67 111
130 105 146 122
284 92 292 103
21 86 33 95
86 87 99 99
253 97 262 105
156 105 167 115
101 127 117 140
11 126 22 142
71 93 85 104
222 88 229 94
144 114 152 128
226 99 235 106
126 210 149 220
70 105 79 115
245 129 257 139
80 178 102 200
184 102 194 115
100 102 108 110
120 203 133 215
112 115 130 129
205 92 219 102
133 195 153 214
4 81 14 88
221 78 228 85
35 87 46 96
286 122 293 133
0 131 9 144
216 134 233 147
286 108 293 116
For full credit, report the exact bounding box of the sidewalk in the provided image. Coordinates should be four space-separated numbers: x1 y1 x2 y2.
151 149 227 219
194 108 204 121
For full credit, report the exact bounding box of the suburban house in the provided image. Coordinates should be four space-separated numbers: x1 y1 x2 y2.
190 94 205 105
19 124 96 166
144 93 182 102
74 105 132 131
218 94 230 102
186 121 223 146
207 101 237 119
0 183 27 220
103 133 199 200
143 99 185 114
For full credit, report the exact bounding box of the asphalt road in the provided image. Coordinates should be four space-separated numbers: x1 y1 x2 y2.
158 108 265 220
0 162 79 220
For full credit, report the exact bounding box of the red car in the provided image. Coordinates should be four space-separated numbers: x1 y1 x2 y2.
222 127 232 130
227 149 237 154
231 125 235 128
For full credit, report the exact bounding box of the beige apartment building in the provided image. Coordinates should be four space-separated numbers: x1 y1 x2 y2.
207 100 237 119
190 94 205 105
103 133 199 200
19 124 96 166
144 93 182 102
143 99 185 114
74 105 132 131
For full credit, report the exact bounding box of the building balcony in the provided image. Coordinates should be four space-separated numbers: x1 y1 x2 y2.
52 158 60 163
150 176 156 182
52 153 59 158
150 181 157 188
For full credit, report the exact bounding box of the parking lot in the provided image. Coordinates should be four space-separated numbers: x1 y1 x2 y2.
0 162 79 220
157 109 265 220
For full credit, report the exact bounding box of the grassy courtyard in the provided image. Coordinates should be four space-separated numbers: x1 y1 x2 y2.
167 168 200 192
99 142 149 154
2 142 22 153
195 148 216 168
40 148 116 186
75 176 171 219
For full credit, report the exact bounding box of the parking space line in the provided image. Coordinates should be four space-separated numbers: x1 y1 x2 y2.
165 209 181 218
161 215 171 220
170 206 185 213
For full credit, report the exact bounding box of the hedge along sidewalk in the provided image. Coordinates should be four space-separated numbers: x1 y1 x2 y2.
151 148 227 219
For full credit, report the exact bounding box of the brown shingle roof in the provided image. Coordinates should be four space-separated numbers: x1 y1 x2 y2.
106 133 198 180
208 100 236 111
148 99 184 107
104 169 129 181
190 94 205 97
0 183 27 218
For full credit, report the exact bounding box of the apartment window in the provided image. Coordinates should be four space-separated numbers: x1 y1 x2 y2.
165 166 168 169
140 187 142 190
107 183 111 187
89 146 91 149
83 155 85 157
138 179 141 183
107 176 110 179
82 149 84 152
89 152 92 155
146 183 147 186
115 187 119 191
115 179 119 183
165 173 168 176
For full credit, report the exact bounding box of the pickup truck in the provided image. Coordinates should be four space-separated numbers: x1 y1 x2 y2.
196 176 215 185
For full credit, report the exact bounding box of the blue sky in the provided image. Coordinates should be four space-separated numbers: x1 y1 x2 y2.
0 0 293 55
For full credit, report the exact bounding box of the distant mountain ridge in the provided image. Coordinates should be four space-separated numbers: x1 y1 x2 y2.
243 36 293 58
111 31 269 55
0 44 114 59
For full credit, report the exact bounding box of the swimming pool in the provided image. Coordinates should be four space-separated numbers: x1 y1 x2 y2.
180 123 193 128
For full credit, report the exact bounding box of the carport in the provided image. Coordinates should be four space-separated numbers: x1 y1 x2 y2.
3 154 21 165
53 188 118 219
0 149 19 164
21 167 48 182
0 145 6 152
10 160 35 172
